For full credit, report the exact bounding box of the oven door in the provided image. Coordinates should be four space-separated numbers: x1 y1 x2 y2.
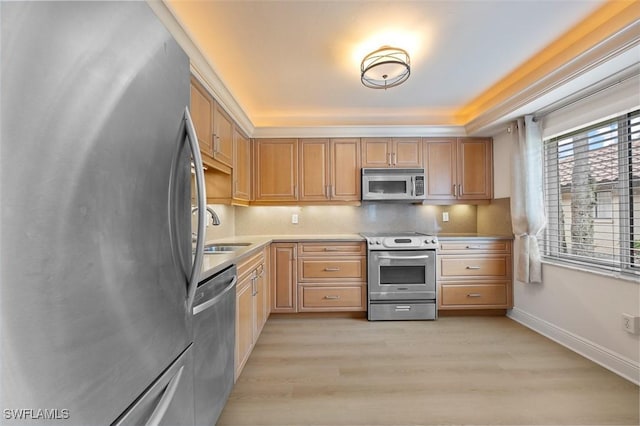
368 250 436 301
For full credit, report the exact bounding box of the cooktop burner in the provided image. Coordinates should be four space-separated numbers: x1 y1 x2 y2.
361 232 438 250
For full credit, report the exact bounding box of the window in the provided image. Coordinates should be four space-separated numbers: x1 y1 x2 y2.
543 109 639 277
594 191 613 219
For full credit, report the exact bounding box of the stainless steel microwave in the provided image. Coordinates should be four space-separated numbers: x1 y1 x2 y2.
361 168 426 201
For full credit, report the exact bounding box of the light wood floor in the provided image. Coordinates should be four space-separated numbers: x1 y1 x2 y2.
218 315 639 426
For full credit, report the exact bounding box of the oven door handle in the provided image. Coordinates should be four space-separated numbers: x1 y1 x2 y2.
377 255 430 260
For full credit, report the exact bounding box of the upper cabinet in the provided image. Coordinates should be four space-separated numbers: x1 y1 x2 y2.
254 139 298 202
232 127 251 203
190 77 214 161
361 137 422 168
423 137 493 202
212 103 233 168
298 138 361 202
189 76 232 174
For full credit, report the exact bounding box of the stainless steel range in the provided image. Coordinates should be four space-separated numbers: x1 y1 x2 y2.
362 232 438 321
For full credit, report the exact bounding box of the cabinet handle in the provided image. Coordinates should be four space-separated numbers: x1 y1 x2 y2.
212 134 219 153
466 245 482 249
391 152 396 166
251 277 257 296
467 293 482 298
452 184 457 197
324 267 340 272
323 247 340 252
324 295 340 300
466 266 481 270
387 152 392 166
458 184 462 196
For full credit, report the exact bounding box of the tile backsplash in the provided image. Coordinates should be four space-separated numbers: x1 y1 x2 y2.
234 203 478 236
199 199 513 239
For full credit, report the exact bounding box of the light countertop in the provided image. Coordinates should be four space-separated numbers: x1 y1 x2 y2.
197 232 512 282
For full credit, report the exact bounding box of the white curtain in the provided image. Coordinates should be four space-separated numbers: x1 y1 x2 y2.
511 115 546 283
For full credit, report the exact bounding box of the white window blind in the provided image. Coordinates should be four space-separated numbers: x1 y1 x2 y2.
543 109 640 277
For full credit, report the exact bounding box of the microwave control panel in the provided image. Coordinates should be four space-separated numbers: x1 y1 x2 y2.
415 176 424 196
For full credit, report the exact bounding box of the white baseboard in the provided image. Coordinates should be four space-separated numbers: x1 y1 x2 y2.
508 307 640 386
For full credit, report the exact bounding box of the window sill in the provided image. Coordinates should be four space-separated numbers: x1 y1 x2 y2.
541 257 640 284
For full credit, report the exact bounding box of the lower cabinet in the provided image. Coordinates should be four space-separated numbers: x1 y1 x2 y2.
235 246 269 380
437 238 513 310
271 241 367 313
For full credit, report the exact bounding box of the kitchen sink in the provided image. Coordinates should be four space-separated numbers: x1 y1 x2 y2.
203 246 235 253
198 242 252 255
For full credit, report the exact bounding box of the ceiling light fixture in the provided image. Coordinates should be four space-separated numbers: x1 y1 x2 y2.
360 46 410 89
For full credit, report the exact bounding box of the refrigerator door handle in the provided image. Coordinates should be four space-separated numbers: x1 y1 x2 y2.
184 107 206 311
144 365 185 426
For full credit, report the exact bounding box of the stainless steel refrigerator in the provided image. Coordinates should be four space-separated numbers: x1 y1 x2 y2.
1 2 207 424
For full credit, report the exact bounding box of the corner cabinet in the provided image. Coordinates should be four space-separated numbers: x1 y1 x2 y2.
270 243 298 312
271 241 366 313
423 138 493 202
361 137 422 168
437 238 513 311
254 139 298 202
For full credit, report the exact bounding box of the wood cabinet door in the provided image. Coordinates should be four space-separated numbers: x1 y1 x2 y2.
232 128 251 202
254 139 298 202
236 275 255 379
212 103 233 167
330 138 361 201
299 139 330 201
270 243 297 312
189 78 214 159
361 138 392 167
255 266 268 335
423 138 457 200
457 138 493 200
392 138 422 167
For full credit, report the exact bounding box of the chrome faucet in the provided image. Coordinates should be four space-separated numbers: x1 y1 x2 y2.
191 206 221 226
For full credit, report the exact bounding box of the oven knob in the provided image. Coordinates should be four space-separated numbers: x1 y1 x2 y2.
375 240 381 245
431 238 437 244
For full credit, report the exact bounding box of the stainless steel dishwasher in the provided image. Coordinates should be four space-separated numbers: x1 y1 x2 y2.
192 265 237 426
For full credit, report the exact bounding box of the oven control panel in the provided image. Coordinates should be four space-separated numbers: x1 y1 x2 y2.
365 235 439 250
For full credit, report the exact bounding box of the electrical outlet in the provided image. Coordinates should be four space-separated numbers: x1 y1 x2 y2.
442 212 449 222
291 214 299 224
621 313 639 334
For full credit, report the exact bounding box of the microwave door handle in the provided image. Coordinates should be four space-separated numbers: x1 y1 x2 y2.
411 176 415 197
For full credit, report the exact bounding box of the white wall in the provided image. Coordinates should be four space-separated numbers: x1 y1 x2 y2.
492 131 640 384
492 128 513 199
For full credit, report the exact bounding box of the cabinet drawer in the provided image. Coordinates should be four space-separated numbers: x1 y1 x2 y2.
299 286 364 310
298 242 366 257
439 256 509 278
298 258 365 281
439 240 511 254
238 250 264 280
441 284 507 306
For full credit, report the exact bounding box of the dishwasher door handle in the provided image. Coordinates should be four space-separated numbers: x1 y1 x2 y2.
193 276 237 315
